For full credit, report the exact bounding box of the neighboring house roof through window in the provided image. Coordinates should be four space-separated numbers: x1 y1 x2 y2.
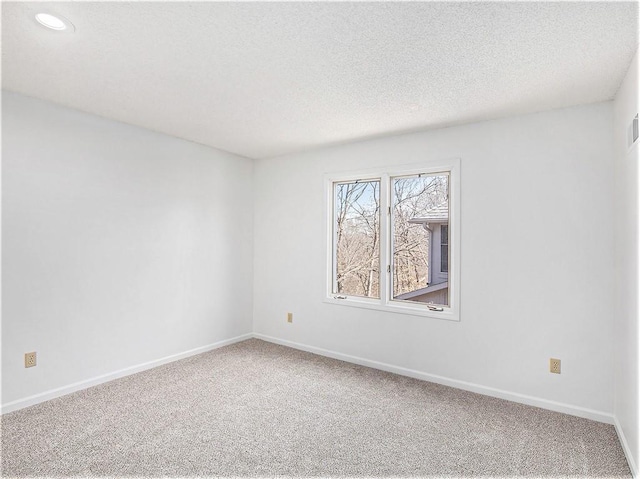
408 201 448 225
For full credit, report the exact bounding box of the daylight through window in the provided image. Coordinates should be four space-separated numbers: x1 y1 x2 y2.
327 162 459 320
333 180 380 298
392 173 449 306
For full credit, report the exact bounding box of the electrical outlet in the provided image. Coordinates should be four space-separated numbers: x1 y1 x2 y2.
287 312 293 323
550 358 561 374
25 352 37 368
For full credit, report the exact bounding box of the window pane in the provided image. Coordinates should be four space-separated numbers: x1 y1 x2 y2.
441 245 449 273
441 225 449 273
392 174 449 306
333 180 380 298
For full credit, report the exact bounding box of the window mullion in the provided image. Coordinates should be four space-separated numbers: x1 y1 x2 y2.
379 173 390 305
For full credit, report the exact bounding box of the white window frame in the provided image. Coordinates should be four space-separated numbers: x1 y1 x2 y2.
324 158 461 321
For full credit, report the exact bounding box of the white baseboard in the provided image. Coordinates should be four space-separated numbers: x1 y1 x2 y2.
1 333 253 415
1 331 619 428
614 416 638 477
253 333 614 425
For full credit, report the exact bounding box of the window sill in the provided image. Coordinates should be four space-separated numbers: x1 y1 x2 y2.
323 296 460 321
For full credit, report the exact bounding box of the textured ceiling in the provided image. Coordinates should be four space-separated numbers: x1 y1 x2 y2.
2 2 638 159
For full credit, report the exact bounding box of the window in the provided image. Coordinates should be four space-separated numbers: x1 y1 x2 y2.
441 225 448 273
326 160 460 320
333 179 380 299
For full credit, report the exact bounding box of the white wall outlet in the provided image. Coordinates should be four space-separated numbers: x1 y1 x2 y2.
287 312 293 323
550 358 561 374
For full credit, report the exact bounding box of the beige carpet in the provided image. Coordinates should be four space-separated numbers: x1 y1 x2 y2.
0 339 631 477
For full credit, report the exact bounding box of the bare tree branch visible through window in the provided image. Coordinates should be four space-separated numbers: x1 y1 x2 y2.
334 180 380 298
333 174 448 303
392 175 448 302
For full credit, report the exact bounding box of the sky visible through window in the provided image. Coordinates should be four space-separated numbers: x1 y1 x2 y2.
392 175 448 304
333 174 449 304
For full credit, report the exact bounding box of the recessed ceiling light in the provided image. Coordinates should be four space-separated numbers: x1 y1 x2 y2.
35 13 74 32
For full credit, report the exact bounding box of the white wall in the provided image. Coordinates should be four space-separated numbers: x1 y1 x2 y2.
253 102 615 418
0 75 632 466
613 48 639 474
2 92 254 408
